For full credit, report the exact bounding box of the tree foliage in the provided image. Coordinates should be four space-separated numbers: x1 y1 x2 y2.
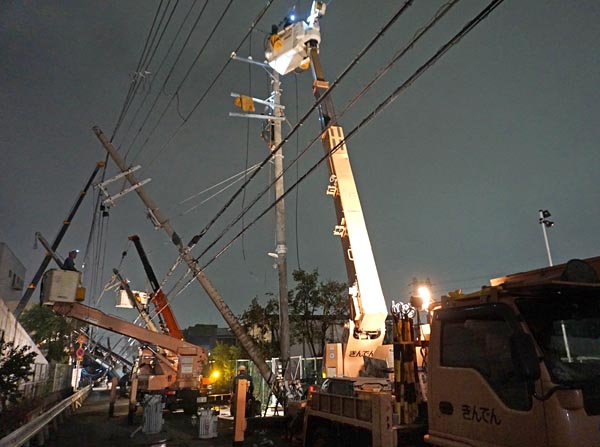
288 269 348 357
209 341 242 393
0 338 36 411
239 294 280 359
239 269 349 360
19 305 82 362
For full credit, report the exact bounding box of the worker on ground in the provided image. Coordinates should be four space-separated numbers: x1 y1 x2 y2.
63 250 79 271
231 364 254 417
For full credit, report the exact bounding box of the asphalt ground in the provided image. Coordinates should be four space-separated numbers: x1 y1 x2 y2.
45 388 300 447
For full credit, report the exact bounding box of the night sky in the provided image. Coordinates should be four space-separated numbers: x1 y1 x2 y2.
1 1 599 341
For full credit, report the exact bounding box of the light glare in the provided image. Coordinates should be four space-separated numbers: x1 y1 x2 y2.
417 286 431 310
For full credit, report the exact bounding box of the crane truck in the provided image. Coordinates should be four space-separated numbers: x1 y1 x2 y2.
40 268 208 416
127 234 223 407
265 3 600 446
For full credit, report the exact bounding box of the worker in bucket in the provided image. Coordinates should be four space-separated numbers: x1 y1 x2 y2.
231 364 254 417
63 249 79 271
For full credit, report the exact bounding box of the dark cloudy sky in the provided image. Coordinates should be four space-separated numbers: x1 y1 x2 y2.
1 1 599 338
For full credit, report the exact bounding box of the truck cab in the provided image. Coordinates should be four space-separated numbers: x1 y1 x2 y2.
427 257 600 447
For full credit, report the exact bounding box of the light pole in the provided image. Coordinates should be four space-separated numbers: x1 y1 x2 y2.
538 209 554 266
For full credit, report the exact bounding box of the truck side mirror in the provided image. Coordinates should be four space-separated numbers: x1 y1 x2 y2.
510 332 541 382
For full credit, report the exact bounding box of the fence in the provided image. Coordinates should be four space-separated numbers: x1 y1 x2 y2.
239 356 323 414
17 360 73 405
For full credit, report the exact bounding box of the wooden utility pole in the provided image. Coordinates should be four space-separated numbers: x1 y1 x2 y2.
93 126 274 387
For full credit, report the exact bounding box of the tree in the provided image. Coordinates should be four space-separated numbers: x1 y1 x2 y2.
239 295 280 359
288 269 348 357
0 338 36 411
19 305 83 362
209 341 242 393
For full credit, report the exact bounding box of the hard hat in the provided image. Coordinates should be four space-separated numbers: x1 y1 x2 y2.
238 365 247 372
69 249 79 254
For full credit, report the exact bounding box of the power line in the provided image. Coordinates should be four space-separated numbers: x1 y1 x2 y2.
117 1 200 150
179 163 261 206
110 0 169 142
180 164 261 216
118 0 276 297
338 0 460 119
113 0 187 145
128 0 236 164
135 0 277 168
185 0 415 251
125 0 214 159
130 0 496 302
195 0 507 272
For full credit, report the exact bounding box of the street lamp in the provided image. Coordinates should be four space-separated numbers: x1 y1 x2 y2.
538 209 554 266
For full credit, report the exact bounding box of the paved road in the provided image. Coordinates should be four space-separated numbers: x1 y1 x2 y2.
47 388 299 447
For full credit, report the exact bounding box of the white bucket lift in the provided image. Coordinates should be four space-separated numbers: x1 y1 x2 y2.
116 289 149 308
41 269 84 304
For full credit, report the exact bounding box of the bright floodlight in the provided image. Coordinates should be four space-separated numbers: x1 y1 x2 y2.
417 286 431 310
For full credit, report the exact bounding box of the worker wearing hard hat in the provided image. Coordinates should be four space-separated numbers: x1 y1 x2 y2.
231 364 254 417
63 250 79 271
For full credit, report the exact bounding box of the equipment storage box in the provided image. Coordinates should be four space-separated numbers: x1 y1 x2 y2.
41 269 81 304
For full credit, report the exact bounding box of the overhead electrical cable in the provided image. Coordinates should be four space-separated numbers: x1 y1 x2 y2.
118 0 179 124
192 0 507 273
179 163 261 205
143 0 436 300
123 0 210 159
186 0 415 251
110 0 168 142
180 164 261 216
136 0 277 168
108 0 279 298
338 0 460 119
128 0 235 163
113 0 184 146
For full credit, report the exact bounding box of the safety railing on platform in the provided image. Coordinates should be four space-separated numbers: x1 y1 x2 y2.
0 384 92 447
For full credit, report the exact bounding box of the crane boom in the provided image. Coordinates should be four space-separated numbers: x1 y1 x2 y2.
52 301 206 390
52 302 203 358
128 235 184 340
265 3 388 376
13 161 105 317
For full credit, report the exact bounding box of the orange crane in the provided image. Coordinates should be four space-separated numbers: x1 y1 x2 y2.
128 235 184 340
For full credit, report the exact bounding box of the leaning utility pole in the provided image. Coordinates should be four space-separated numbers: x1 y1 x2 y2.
93 126 274 386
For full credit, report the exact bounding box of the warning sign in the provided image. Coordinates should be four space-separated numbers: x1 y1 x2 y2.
76 347 85 360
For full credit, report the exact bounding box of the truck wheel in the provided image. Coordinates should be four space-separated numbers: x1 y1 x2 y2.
180 389 199 414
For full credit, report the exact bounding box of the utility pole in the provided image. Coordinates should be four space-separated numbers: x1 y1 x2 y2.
271 71 290 377
93 126 275 387
229 56 290 376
